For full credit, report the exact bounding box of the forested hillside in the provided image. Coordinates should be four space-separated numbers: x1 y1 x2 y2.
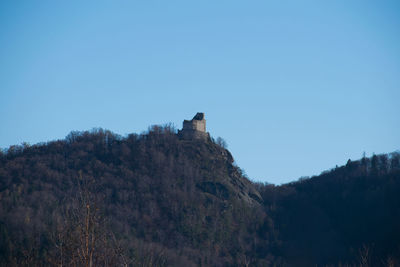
260 152 400 266
0 125 399 266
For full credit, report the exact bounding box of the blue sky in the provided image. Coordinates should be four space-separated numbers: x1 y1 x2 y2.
1 1 399 184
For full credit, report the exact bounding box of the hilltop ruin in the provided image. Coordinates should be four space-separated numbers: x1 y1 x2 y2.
178 112 209 141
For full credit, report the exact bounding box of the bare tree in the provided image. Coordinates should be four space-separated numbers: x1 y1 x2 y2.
359 244 370 267
49 172 128 267
216 137 228 149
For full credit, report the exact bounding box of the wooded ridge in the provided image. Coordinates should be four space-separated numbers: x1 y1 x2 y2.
1 125 399 266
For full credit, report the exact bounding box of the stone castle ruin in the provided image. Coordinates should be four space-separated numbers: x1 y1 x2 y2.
178 112 209 141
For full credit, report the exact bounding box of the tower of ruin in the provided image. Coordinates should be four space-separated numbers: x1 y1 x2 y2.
178 112 209 140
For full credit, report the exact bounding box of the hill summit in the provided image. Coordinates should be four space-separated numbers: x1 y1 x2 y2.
0 122 269 266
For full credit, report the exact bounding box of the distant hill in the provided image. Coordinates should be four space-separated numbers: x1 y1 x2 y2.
259 151 400 266
0 125 399 266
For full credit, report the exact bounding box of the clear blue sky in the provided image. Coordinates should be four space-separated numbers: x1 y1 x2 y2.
1 1 399 184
